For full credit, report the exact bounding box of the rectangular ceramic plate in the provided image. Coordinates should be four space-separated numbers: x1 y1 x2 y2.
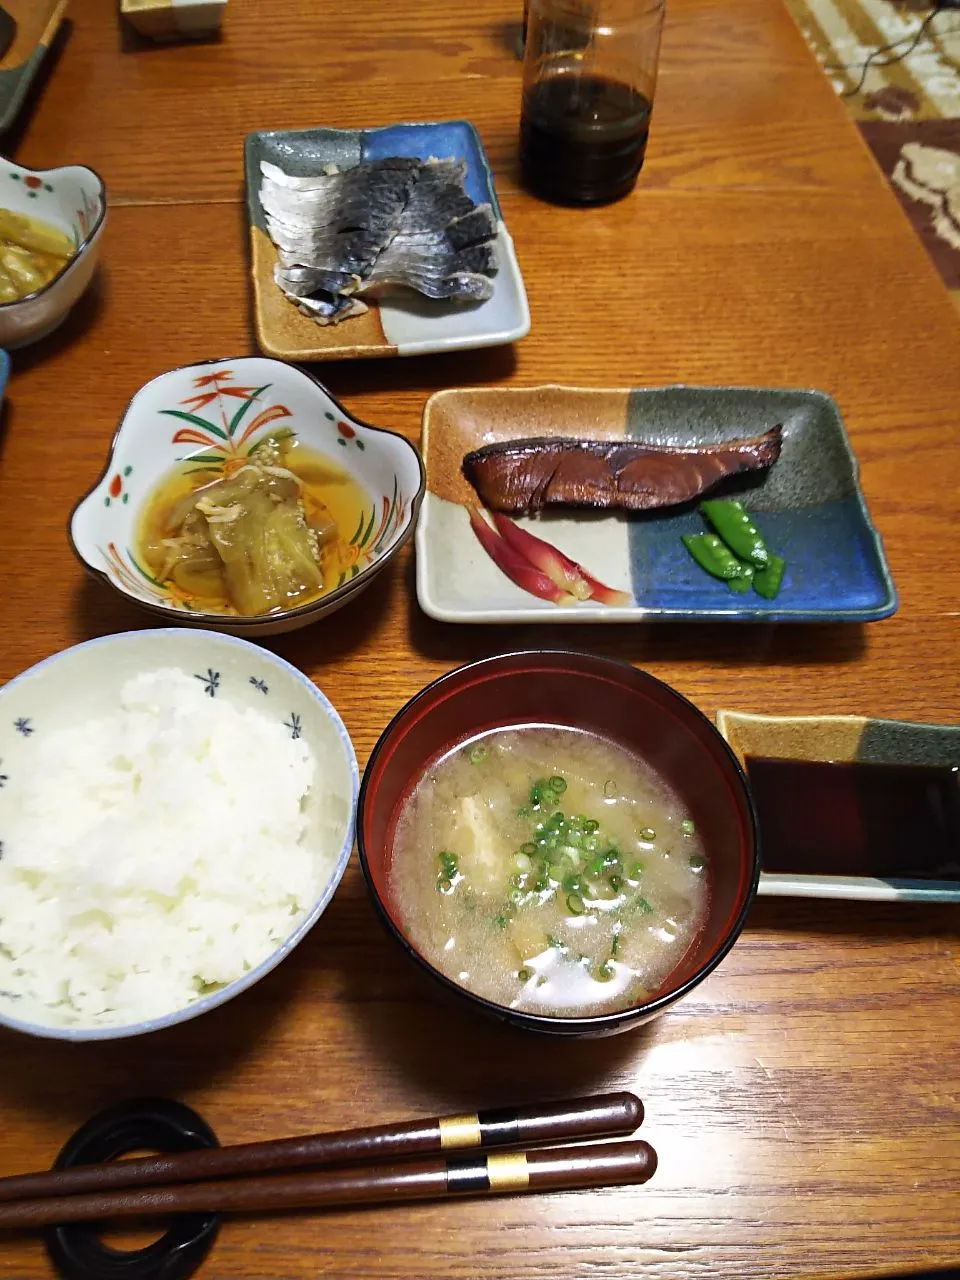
0 0 67 133
415 384 897 623
717 710 960 903
244 120 530 361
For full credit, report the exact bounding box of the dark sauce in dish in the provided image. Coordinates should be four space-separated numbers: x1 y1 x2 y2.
745 757 960 880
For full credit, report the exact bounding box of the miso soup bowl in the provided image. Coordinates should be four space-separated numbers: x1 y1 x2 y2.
357 651 760 1037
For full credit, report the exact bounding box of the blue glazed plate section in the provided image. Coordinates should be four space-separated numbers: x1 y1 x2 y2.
628 500 893 620
246 119 501 227
623 386 897 622
0 348 10 399
360 120 500 214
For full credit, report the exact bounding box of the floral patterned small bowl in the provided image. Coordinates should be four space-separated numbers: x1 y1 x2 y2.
70 357 426 636
0 159 106 349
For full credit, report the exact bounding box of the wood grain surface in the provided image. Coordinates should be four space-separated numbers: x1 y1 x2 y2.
0 1 958 1277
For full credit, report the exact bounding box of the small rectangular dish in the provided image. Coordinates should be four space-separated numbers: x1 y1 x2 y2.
717 710 960 903
415 384 897 623
244 120 530 361
120 0 227 42
0 0 67 133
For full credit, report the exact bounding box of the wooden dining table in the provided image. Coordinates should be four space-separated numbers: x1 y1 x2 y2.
0 0 958 1275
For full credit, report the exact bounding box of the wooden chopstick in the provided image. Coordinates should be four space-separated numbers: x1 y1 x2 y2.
0 1139 657 1229
0 1092 641 1206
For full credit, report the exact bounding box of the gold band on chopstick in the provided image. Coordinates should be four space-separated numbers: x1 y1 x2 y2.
444 1151 531 1194
438 1113 483 1150
485 1152 530 1192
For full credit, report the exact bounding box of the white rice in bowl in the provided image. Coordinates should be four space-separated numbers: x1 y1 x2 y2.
0 668 336 1028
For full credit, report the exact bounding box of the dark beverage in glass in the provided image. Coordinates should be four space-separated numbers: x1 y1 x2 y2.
520 0 665 207
520 71 652 205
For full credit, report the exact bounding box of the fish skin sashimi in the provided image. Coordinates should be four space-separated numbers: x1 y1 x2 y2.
462 428 784 514
261 156 499 325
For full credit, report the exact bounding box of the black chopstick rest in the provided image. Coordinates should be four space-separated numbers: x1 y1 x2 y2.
44 1098 220 1280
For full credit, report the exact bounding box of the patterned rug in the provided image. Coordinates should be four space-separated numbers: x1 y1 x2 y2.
785 0 960 312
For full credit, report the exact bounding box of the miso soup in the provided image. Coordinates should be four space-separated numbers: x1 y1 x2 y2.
389 726 709 1017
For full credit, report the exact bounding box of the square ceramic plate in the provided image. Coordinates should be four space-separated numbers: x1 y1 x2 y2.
0 0 67 133
244 120 530 361
415 384 898 623
717 710 960 903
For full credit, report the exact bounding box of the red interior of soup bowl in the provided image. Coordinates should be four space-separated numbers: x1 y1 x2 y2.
358 651 759 1035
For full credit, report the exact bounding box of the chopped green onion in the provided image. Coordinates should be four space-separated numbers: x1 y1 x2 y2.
517 967 532 982
635 896 652 914
608 874 623 892
521 842 536 856
561 874 583 893
689 852 705 871
508 887 523 905
630 860 644 879
681 819 696 836
596 961 615 982
549 776 567 794
494 913 509 929
437 877 454 894
469 743 490 764
603 780 617 799
586 855 605 877
546 933 564 950
611 930 622 958
566 893 585 916
514 852 533 873
584 819 600 834
517 806 530 818
640 827 656 842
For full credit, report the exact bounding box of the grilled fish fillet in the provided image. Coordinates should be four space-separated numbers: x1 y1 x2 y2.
462 427 783 513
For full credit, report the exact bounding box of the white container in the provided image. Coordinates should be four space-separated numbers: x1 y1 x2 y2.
0 158 106 348
0 629 359 1041
69 355 425 636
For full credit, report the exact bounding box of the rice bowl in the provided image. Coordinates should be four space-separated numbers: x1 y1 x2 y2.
0 630 358 1041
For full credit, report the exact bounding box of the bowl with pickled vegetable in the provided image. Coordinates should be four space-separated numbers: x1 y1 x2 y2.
358 651 759 1036
0 160 106 348
69 356 425 636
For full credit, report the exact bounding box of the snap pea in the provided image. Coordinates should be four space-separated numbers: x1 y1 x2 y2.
700 499 770 567
682 534 752 582
752 552 786 600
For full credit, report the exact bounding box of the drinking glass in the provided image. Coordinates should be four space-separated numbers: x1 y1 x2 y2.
520 0 666 205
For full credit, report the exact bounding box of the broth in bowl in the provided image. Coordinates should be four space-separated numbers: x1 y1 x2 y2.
389 725 708 1017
